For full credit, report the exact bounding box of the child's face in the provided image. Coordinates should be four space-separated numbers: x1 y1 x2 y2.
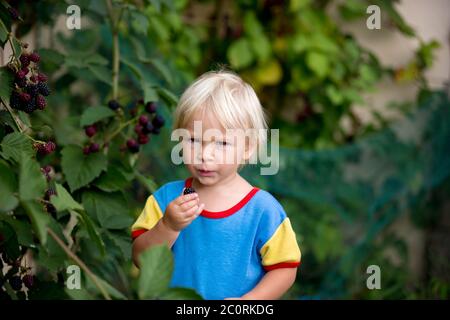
182 110 252 186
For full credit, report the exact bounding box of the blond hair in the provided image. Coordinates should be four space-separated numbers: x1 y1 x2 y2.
173 70 268 166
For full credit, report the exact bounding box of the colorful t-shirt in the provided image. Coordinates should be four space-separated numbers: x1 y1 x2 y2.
131 177 301 300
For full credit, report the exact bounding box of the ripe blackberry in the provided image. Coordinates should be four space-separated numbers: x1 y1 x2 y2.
145 101 157 113
37 82 50 96
138 134 149 145
142 122 154 134
15 77 27 88
9 276 22 291
126 139 139 153
36 95 46 110
152 114 165 129
45 203 56 215
10 91 21 109
85 125 97 137
22 98 36 114
151 127 161 135
30 75 37 83
22 274 34 289
89 143 100 153
29 52 40 63
183 187 196 195
138 115 149 126
26 84 39 96
108 99 121 110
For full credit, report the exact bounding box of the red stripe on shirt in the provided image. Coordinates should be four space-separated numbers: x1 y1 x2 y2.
263 261 300 271
131 229 148 240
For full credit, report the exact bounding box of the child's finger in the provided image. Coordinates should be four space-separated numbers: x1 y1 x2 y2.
194 203 205 217
180 198 199 211
175 192 198 205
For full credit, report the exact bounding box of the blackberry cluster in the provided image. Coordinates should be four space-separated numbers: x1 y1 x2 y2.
34 141 56 156
9 51 50 114
127 102 165 153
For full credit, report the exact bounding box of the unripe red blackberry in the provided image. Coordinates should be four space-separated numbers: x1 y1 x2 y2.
138 134 149 145
18 92 31 102
21 67 29 75
44 188 57 200
134 124 143 134
85 125 97 137
30 75 37 83
139 115 149 126
29 52 40 63
145 101 157 113
36 95 46 110
37 73 48 82
16 69 26 79
83 146 91 155
89 143 100 153
19 54 30 67
126 139 139 153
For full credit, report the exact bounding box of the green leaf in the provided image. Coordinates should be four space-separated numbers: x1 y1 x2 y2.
0 18 8 44
306 51 329 78
22 200 51 245
74 209 106 256
82 190 133 230
0 216 34 246
121 56 144 80
160 288 203 300
134 170 158 193
131 11 149 35
11 37 21 57
0 160 18 212
1 132 34 162
87 64 112 85
156 87 178 106
138 244 173 299
0 66 14 103
19 153 46 201
95 166 130 192
79 106 115 127
50 183 84 212
61 145 108 192
85 53 109 66
228 38 254 69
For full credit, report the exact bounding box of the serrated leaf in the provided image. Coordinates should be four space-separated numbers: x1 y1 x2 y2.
138 244 173 299
19 153 46 201
80 106 115 127
82 190 133 230
0 160 18 212
22 200 50 245
0 66 14 103
1 132 34 162
50 183 83 212
61 145 108 192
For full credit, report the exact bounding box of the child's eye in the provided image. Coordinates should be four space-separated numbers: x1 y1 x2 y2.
189 137 200 143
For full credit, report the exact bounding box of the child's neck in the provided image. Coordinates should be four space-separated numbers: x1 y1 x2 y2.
193 172 249 194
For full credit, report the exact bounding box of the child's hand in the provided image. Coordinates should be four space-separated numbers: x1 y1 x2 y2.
162 188 205 232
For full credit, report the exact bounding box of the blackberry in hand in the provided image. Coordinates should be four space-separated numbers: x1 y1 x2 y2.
183 187 196 195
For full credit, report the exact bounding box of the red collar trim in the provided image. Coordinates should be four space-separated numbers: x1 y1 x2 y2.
185 177 259 219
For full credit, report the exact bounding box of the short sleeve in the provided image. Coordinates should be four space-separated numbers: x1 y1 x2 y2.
131 194 164 240
256 192 301 271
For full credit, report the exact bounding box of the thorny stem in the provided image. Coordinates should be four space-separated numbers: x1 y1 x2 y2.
47 228 112 300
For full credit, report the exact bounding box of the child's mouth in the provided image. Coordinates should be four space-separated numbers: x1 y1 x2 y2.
197 169 215 177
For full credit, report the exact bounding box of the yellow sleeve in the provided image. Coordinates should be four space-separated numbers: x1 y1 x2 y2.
260 218 301 271
131 195 164 240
